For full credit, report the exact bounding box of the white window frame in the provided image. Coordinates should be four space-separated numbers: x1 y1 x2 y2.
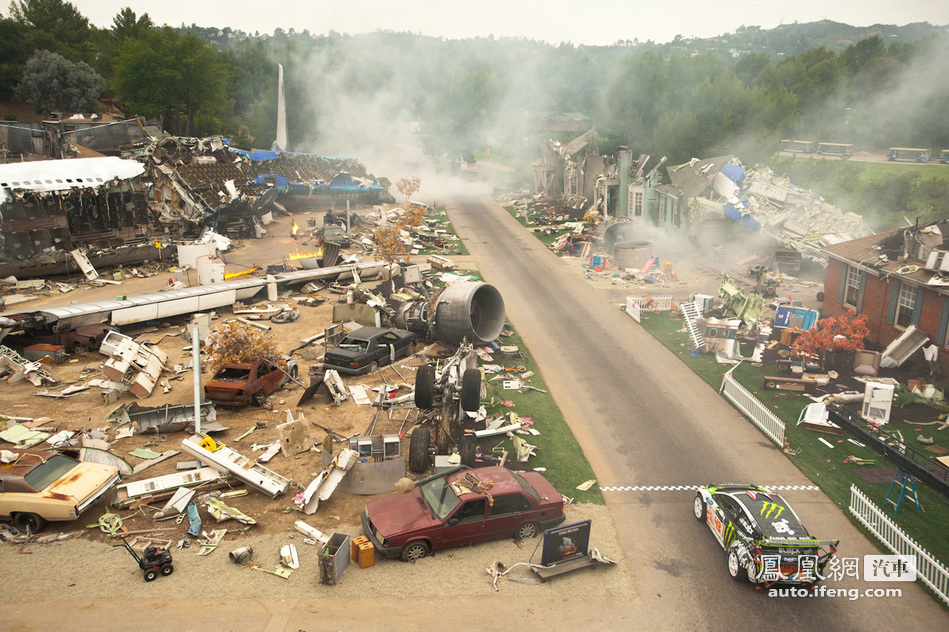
843 267 862 308
895 284 917 328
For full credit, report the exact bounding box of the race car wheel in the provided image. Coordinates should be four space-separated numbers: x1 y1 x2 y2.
401 540 430 562
460 368 481 412
414 365 435 409
693 493 706 521
727 547 745 582
408 427 431 474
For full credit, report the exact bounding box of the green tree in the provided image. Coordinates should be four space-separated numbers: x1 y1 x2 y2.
112 27 230 136
111 7 152 42
8 0 94 62
15 49 104 113
0 16 32 100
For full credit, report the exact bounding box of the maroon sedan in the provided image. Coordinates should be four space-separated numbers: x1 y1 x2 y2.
362 465 565 561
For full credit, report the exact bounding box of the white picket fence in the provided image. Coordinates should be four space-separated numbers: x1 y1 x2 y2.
849 485 949 606
719 364 786 447
626 294 674 312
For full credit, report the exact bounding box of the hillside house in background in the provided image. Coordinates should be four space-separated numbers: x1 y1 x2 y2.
822 219 949 375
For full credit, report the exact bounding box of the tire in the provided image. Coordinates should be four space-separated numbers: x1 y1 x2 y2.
407 342 416 356
460 368 481 412
369 361 379 374
72 343 89 355
693 493 706 521
415 365 435 409
160 564 174 577
459 434 477 467
516 522 539 540
13 512 46 535
288 364 299 381
408 427 431 474
253 390 268 408
144 568 159 582
727 547 745 582
401 540 430 562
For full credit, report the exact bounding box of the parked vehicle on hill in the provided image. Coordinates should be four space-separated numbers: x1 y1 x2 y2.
0 449 121 534
362 465 565 561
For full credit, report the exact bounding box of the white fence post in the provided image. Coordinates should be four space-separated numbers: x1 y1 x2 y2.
849 485 949 606
719 363 786 447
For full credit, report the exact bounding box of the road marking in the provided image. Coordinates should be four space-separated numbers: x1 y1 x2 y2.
599 484 821 492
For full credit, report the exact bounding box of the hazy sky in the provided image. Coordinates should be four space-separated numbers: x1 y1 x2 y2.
68 0 949 46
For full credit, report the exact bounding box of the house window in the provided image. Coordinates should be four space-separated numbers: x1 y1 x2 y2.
895 284 918 328
844 267 863 308
632 190 644 217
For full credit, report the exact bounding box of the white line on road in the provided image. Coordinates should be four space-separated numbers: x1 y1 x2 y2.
599 484 821 492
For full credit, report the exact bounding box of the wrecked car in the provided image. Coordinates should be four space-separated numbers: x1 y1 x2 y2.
694 484 838 586
317 225 351 249
321 327 416 375
361 465 565 561
0 449 121 534
204 357 298 407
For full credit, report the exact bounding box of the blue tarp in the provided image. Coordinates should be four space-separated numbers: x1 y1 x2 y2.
720 163 744 185
724 202 761 230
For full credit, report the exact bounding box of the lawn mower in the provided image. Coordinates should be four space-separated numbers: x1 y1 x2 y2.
113 536 174 581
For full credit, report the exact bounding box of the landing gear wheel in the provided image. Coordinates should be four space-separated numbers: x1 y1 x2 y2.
144 568 159 582
408 427 431 474
516 522 539 540
693 493 706 521
460 368 481 412
160 564 174 577
401 541 430 562
414 364 435 409
459 434 477 467
13 512 45 535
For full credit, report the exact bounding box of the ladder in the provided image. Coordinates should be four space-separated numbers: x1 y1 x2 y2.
883 468 922 514
678 302 706 354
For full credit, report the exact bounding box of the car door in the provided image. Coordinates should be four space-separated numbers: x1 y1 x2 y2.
706 493 729 547
378 332 400 365
485 492 534 541
440 498 487 547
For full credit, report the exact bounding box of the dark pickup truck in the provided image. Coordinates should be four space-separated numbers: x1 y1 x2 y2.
322 327 417 375
204 357 298 407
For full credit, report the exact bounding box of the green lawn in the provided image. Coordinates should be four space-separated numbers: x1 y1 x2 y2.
636 309 949 570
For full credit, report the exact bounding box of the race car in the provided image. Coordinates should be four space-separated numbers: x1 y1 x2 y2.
693 484 838 586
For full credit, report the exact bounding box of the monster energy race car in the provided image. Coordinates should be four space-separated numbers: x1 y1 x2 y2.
693 484 838 586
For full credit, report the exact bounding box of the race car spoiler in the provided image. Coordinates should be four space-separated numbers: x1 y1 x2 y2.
761 538 839 548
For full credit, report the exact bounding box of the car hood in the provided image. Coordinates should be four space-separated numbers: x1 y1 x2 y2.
366 491 437 536
46 461 119 502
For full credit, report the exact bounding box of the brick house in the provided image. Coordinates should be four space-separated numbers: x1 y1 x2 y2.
822 219 949 374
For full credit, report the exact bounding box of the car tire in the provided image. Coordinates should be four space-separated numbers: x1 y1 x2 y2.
460 368 481 412
288 364 299 381
401 540 430 562
407 342 416 356
144 568 159 582
516 522 539 540
459 434 477 467
727 547 745 582
415 365 435 409
72 343 89 355
160 564 174 577
13 512 46 535
369 361 379 374
693 493 706 521
253 390 268 408
408 427 431 474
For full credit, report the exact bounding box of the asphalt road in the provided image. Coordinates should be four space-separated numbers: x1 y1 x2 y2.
446 194 949 629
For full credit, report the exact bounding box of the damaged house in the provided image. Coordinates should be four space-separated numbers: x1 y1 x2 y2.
532 127 602 214
822 219 949 376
